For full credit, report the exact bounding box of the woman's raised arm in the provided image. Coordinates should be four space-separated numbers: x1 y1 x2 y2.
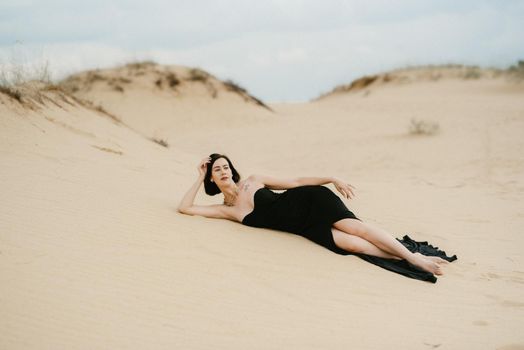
177 157 210 213
177 175 206 213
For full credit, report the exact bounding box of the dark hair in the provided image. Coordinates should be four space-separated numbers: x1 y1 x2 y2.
204 153 241 195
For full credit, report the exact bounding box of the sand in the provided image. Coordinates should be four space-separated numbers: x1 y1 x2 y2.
1 65 523 349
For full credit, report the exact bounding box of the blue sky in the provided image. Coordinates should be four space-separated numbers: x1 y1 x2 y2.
1 0 523 102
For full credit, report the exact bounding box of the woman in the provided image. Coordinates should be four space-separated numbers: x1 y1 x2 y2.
178 153 455 280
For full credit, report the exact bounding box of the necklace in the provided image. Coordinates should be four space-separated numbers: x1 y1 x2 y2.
223 186 240 206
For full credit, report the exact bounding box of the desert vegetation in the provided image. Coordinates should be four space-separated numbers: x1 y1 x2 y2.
155 72 180 89
150 137 169 148
187 68 210 82
0 85 22 102
507 60 524 80
408 118 440 136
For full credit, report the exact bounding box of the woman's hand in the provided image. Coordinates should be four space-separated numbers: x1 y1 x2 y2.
332 178 356 199
197 156 212 178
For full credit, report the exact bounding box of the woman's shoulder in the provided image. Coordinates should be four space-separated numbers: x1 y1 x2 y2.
241 174 264 186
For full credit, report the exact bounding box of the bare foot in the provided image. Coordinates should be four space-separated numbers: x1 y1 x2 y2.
409 253 443 275
415 252 449 265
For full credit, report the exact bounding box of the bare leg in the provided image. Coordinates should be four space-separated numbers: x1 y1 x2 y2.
333 219 444 275
332 228 402 260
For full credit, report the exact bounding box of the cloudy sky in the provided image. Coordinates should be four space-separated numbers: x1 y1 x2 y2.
1 0 523 102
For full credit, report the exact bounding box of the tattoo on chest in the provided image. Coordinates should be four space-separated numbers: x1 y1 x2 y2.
242 183 250 192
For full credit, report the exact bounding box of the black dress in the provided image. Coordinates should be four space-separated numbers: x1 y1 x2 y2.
242 185 457 283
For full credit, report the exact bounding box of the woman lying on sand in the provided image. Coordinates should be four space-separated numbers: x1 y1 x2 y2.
178 153 454 279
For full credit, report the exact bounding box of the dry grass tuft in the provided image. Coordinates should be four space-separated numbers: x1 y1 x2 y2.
92 145 123 155
93 104 121 123
0 86 22 102
155 73 180 89
188 68 209 82
166 73 180 87
224 79 247 94
408 118 440 136
150 137 169 148
223 79 272 111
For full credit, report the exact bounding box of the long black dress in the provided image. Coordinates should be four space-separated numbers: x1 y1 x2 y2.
241 185 457 283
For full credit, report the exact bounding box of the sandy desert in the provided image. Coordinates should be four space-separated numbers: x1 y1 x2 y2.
1 62 523 349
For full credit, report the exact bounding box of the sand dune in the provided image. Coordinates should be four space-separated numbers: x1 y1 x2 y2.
1 65 523 349
59 62 275 143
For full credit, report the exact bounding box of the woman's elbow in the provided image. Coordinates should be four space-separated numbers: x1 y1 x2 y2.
177 206 189 214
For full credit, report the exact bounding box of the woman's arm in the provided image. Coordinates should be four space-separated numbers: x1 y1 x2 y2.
252 174 334 189
177 174 205 213
177 175 233 220
253 174 355 199
250 174 298 190
296 176 336 186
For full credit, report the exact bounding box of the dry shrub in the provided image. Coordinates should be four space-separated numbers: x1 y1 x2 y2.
151 137 169 147
222 79 272 110
349 75 378 90
224 79 247 93
166 73 180 87
0 43 52 104
155 73 180 89
0 86 22 102
188 68 209 82
92 104 121 123
409 118 439 135
86 71 105 83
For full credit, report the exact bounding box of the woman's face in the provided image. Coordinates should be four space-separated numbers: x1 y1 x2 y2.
210 157 233 185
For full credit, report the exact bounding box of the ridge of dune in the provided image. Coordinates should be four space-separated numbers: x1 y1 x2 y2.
58 61 275 143
315 63 524 100
0 80 198 164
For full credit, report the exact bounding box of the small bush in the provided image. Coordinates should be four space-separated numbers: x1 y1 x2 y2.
408 118 439 135
155 73 180 89
345 75 378 91
188 68 209 82
166 73 180 87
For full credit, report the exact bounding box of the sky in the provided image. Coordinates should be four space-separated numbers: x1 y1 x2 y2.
1 0 523 102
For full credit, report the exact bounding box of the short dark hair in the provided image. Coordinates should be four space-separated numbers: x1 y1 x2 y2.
204 153 241 195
